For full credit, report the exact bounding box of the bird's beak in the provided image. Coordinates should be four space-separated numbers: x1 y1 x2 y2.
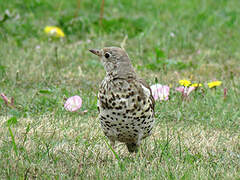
89 49 101 56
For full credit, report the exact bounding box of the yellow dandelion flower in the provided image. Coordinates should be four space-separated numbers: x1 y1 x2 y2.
190 83 202 87
208 81 222 88
44 26 65 38
179 79 191 87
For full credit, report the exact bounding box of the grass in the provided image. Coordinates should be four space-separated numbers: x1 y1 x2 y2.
0 0 240 179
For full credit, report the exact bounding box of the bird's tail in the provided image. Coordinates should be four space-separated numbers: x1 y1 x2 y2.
126 143 139 153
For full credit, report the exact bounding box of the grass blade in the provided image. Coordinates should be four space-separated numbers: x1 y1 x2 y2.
8 127 18 156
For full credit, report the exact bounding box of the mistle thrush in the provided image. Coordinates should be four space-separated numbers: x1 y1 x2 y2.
89 47 155 153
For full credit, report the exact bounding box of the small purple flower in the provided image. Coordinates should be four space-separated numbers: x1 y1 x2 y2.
150 84 170 101
224 88 227 99
64 95 82 112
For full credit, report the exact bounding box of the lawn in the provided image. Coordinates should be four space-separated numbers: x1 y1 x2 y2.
0 0 239 179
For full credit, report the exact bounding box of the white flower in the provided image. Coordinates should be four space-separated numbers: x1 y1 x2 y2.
150 84 170 101
170 32 175 37
175 86 195 96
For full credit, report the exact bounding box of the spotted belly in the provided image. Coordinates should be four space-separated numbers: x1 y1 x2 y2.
97 79 155 143
99 110 154 143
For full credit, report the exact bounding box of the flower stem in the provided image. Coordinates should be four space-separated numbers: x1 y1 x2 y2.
75 0 81 17
55 46 59 67
100 0 105 26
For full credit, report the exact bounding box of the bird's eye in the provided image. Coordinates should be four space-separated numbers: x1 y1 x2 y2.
104 52 111 59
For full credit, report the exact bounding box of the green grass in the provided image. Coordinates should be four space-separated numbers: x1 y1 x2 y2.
0 0 240 179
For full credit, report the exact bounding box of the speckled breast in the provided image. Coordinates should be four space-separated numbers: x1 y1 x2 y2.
97 77 155 143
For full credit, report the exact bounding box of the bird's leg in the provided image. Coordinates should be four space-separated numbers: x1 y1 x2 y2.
126 142 139 153
126 132 143 153
137 133 143 157
110 140 115 149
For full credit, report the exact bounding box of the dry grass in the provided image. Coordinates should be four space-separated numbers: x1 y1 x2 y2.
1 114 239 179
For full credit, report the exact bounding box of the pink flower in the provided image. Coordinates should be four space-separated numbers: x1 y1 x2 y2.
150 84 170 101
64 95 82 112
175 86 195 97
1 93 10 105
1 93 14 108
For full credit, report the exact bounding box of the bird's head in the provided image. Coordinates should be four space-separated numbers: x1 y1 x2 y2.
89 47 135 77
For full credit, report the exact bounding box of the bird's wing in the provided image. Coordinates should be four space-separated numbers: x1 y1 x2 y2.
137 78 155 113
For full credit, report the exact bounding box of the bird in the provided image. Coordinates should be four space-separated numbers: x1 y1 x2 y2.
89 47 155 153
